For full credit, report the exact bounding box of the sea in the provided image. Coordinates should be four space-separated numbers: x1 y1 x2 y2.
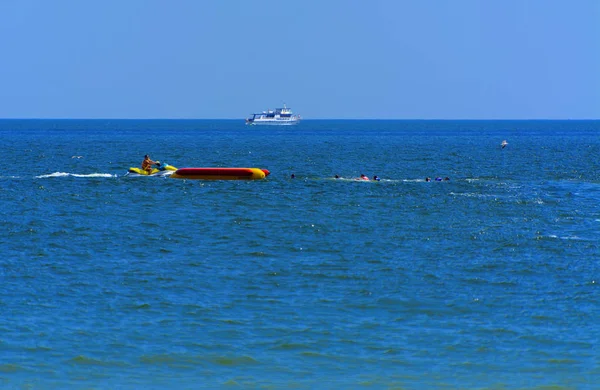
0 119 599 389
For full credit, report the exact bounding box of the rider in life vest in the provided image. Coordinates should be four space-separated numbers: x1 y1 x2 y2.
141 155 156 174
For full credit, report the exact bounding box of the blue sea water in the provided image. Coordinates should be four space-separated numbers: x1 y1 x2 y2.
0 119 599 389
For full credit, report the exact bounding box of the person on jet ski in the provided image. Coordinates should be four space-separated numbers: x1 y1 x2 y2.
142 155 156 174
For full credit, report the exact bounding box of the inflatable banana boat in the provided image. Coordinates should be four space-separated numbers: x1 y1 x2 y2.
170 168 270 180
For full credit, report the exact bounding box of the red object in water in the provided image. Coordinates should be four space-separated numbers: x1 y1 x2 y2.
171 167 269 180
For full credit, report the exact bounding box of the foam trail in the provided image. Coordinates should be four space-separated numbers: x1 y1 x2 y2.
36 172 117 179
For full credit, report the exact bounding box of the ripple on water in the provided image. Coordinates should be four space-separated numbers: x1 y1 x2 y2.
67 355 130 367
0 364 26 373
138 353 259 368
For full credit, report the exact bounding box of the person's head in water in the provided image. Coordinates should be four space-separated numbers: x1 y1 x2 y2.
335 175 340 179
291 174 295 179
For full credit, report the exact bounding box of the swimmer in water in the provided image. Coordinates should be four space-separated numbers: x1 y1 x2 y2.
501 140 508 149
359 174 370 181
373 175 380 181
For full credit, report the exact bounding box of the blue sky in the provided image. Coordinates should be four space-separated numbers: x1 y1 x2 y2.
0 0 598 119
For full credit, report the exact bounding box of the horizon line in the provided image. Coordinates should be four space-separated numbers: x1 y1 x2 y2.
0 118 598 121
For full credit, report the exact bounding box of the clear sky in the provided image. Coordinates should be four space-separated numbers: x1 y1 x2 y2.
0 0 598 119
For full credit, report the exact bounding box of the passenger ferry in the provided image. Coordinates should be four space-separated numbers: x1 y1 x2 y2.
246 104 300 125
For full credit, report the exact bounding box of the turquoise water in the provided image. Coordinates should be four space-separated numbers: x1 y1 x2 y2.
1 120 599 388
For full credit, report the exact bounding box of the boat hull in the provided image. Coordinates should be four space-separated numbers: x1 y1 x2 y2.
247 119 300 125
170 168 270 180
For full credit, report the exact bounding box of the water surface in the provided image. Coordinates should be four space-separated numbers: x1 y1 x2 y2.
1 120 599 388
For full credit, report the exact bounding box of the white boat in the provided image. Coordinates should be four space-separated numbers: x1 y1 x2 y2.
246 104 300 125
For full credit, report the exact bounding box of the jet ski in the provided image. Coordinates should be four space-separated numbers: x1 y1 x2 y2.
127 161 177 177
